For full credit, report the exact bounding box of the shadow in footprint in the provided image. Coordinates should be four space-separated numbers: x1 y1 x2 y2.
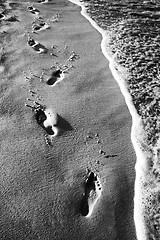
47 76 57 85
28 6 40 14
28 38 36 47
35 108 46 125
0 13 5 20
33 25 42 31
85 172 95 193
6 16 19 22
46 70 63 86
104 154 118 158
30 10 39 14
80 172 97 217
80 196 89 217
45 126 55 135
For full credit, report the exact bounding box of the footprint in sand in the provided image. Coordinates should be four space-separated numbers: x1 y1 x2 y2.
42 108 73 136
25 100 59 137
32 21 50 33
27 37 48 53
37 0 49 3
46 69 65 86
27 6 40 15
81 171 102 218
25 99 72 138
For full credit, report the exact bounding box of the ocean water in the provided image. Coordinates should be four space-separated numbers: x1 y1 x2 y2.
69 0 160 239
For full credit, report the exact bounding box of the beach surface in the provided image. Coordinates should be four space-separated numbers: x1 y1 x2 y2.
0 0 136 239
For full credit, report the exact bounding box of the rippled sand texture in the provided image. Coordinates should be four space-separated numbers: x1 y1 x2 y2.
0 0 136 239
81 0 160 239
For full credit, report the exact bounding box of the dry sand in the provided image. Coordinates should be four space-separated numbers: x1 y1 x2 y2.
0 0 136 239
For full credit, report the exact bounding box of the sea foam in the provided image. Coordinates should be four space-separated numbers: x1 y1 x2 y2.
68 0 151 239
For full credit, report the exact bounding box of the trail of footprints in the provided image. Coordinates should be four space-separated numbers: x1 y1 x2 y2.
25 1 118 218
1 1 119 218
24 2 79 143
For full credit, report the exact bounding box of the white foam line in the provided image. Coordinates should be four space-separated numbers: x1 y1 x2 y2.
69 0 147 239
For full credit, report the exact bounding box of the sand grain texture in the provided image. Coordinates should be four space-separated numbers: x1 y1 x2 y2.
0 0 136 239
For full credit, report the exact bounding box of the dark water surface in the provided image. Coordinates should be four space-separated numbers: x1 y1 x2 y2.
82 0 160 147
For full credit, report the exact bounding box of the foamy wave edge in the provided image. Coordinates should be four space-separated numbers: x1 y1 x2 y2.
68 0 148 239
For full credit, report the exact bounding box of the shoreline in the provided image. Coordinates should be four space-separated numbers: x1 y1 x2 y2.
69 0 147 239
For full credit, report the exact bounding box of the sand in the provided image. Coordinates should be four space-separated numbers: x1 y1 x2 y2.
0 0 136 239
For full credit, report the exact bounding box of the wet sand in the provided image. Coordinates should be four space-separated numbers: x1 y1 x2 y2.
0 0 136 239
